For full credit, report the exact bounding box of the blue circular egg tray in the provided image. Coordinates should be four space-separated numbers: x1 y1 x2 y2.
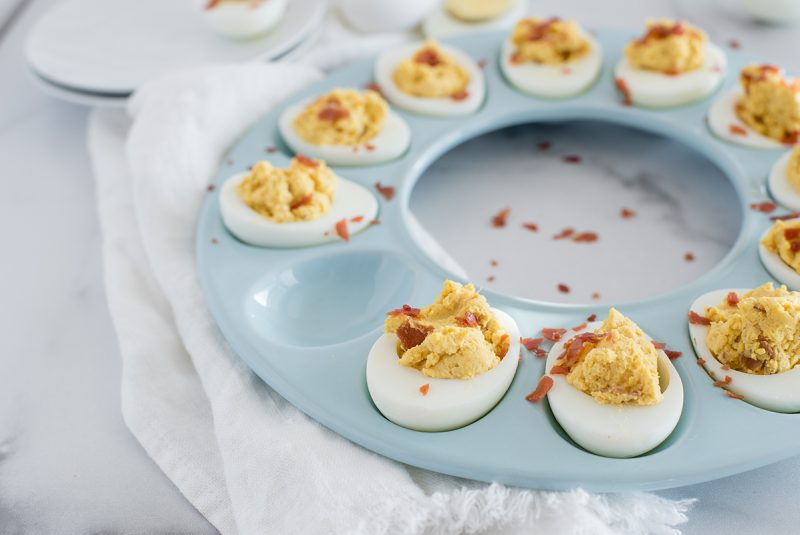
196 29 800 491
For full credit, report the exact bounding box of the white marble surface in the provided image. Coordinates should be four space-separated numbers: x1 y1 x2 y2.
1 0 800 533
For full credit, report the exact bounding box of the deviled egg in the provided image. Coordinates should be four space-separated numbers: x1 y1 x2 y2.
423 0 527 39
500 18 603 99
279 88 411 166
544 309 683 458
708 64 800 149
366 280 520 431
219 156 377 247
201 0 287 40
614 20 725 108
768 147 800 211
374 40 485 117
760 218 800 289
688 284 800 412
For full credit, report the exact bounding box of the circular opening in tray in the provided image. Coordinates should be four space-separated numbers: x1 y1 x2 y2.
407 119 745 305
245 249 416 348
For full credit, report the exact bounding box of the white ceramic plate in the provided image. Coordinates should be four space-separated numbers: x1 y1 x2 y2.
25 0 325 95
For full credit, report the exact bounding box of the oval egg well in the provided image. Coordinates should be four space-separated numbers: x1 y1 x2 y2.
245 250 416 347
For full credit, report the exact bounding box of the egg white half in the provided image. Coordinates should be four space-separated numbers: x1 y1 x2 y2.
614 43 726 108
768 150 800 211
374 43 486 117
689 289 800 413
758 227 800 290
366 308 520 432
422 0 527 39
201 0 288 40
545 321 684 458
278 100 411 167
218 171 378 248
707 88 787 149
500 33 603 99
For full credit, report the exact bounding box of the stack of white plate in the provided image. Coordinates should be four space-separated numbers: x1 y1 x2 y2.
24 0 326 107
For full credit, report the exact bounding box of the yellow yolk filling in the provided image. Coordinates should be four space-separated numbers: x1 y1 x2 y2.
788 146 800 192
237 156 336 223
761 219 800 274
510 18 591 65
705 283 800 375
558 308 662 406
736 64 800 143
384 280 509 379
446 0 511 21
624 19 706 74
292 89 388 147
393 40 470 99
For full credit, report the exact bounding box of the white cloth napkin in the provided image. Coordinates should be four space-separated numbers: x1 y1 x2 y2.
87 29 694 535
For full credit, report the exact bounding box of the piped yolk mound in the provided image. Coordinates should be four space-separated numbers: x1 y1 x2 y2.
624 20 706 74
446 0 511 21
393 40 470 99
384 280 509 380
736 64 800 144
555 308 662 405
510 18 591 65
788 146 800 192
292 89 388 147
705 283 800 374
761 219 800 273
237 156 336 223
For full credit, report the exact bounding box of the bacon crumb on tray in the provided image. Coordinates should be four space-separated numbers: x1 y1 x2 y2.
525 376 554 402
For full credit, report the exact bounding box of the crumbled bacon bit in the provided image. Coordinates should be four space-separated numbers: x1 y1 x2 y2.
721 364 730 371
487 275 495 282
558 332 605 368
729 124 748 136
725 390 744 400
522 223 539 232
652 341 667 349
727 39 741 49
615 77 632 106
419 384 430 396
492 207 511 227
571 322 587 332
207 184 215 192
365 143 376 152
561 155 582 164
549 364 569 375
537 141 552 151
573 232 598 243
784 131 799 145
591 292 601 300
665 350 682 360
697 358 706 366
685 252 695 262
525 376 554 402
535 348 547 358
620 207 636 219
688 310 711 325
478 58 488 69
387 304 421 317
296 154 318 167
414 48 442 66
290 194 313 210
586 314 597 322
490 259 498 267
497 333 510 359
335 219 349 242
451 90 469 101
713 376 733 388
396 322 432 350
521 337 543 351
369 219 381 225
455 312 480 327
557 283 570 294
770 211 800 221
210 237 219 244
542 328 567 342
750 201 777 213
553 228 574 240
785 228 800 240
365 81 383 96
318 100 351 122
726 291 739 307
561 67 572 75
375 182 395 201
265 146 278 153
